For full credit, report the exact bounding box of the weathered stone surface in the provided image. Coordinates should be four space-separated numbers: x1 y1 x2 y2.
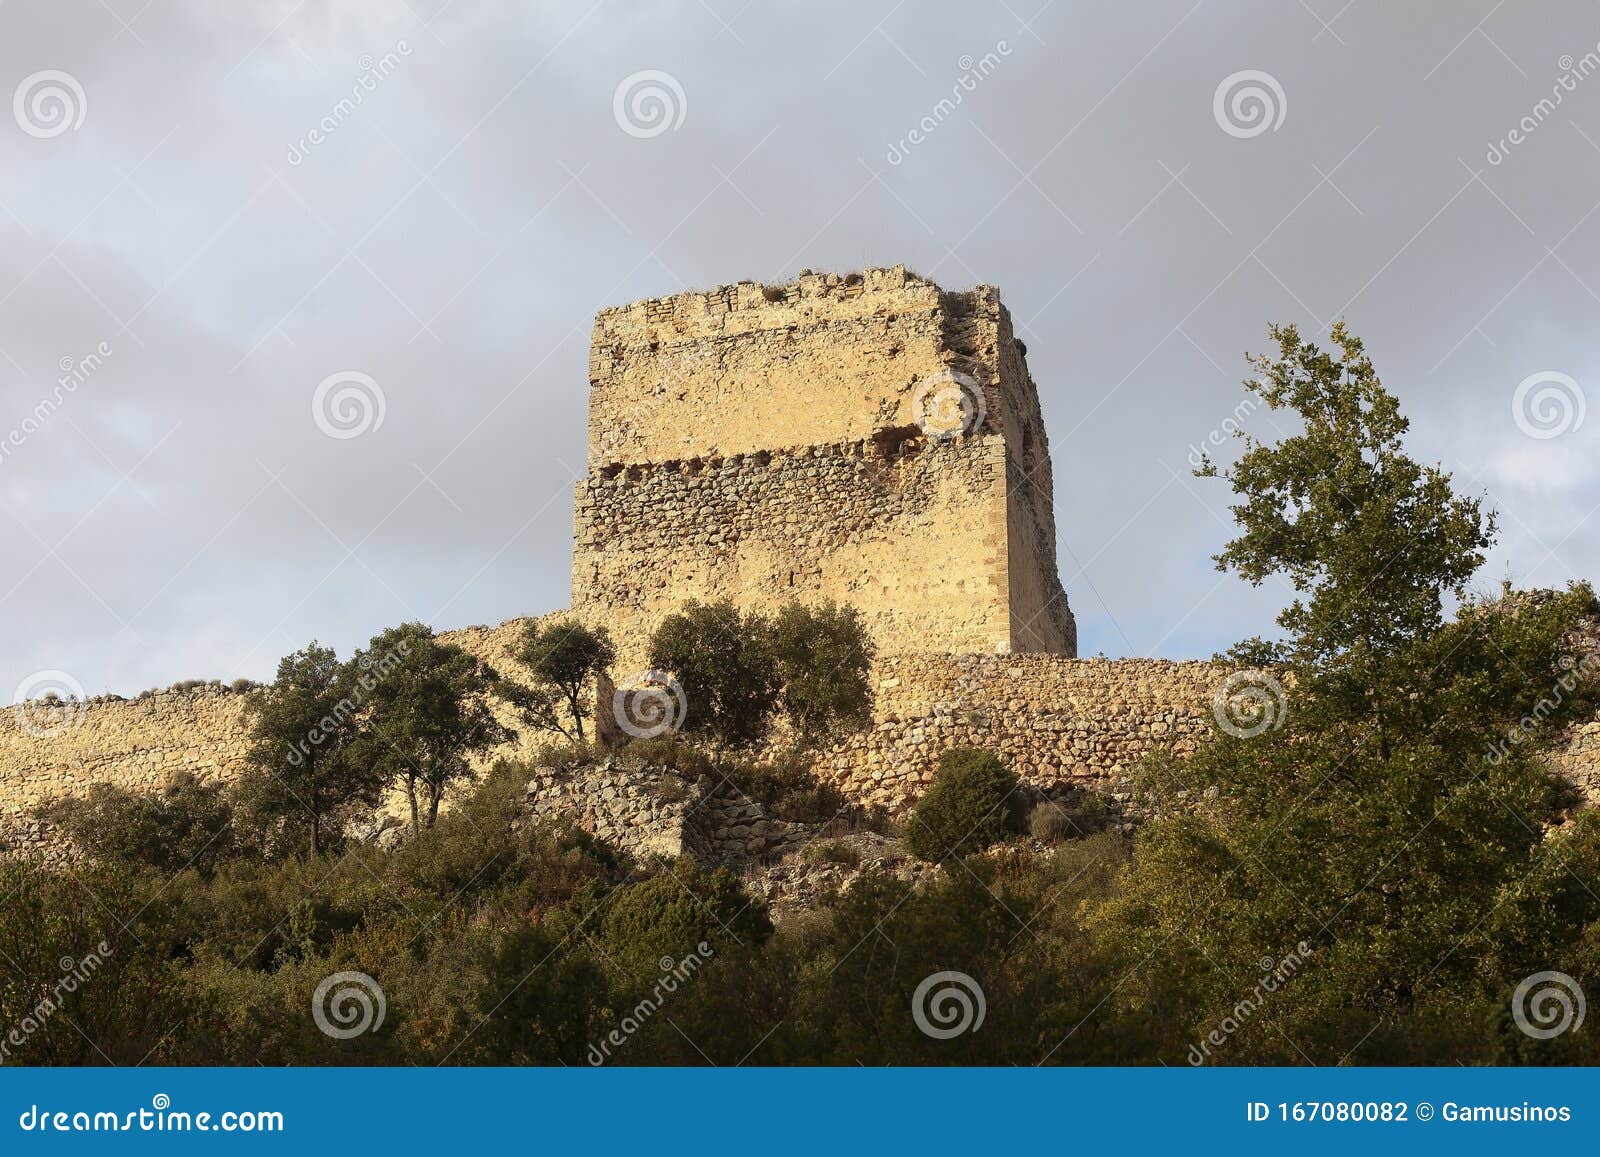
574 266 1075 669
3 269 1599 862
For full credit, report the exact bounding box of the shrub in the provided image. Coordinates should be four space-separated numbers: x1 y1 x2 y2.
904 748 1021 863
1028 803 1078 843
566 857 772 983
44 778 236 873
715 752 848 824
768 600 874 745
615 735 712 778
801 840 861 867
648 600 778 748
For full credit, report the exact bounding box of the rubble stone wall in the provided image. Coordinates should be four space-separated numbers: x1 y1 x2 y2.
812 654 1228 812
575 265 1075 660
573 436 1014 673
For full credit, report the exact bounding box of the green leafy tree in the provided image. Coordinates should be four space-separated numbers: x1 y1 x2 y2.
905 747 1022 863
514 619 616 742
1093 324 1600 1063
768 600 874 746
355 622 513 834
1198 321 1494 755
43 777 235 873
648 600 778 749
236 643 381 857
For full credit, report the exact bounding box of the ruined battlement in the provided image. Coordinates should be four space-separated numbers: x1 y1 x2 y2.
577 266 1076 661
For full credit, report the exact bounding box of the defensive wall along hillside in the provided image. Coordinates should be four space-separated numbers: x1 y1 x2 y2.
4 267 1600 855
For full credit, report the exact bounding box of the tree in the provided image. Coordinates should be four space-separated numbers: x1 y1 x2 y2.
355 622 513 835
43 777 235 873
514 619 615 742
1197 321 1494 756
768 600 874 746
1092 323 1600 1063
236 643 381 857
648 600 778 749
904 747 1021 863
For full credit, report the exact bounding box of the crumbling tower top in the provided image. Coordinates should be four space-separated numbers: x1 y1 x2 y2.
574 265 1077 661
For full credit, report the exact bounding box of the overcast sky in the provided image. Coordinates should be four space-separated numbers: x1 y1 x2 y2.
1 0 1597 701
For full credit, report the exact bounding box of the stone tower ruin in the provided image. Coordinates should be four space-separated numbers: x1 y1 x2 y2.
571 265 1076 666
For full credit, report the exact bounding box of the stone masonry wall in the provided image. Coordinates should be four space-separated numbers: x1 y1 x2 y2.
5 641 1600 858
813 654 1227 812
576 265 1075 661
574 435 1013 673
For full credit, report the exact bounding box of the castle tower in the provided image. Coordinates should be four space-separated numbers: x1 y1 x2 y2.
572 265 1076 667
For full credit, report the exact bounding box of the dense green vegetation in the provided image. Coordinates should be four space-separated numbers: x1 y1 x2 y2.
7 325 1600 1065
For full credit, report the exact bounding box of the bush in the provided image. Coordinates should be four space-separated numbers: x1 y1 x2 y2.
1028 803 1078 843
768 601 874 745
564 857 772 983
801 840 861 867
904 748 1021 863
716 752 848 824
648 600 778 748
44 778 236 873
